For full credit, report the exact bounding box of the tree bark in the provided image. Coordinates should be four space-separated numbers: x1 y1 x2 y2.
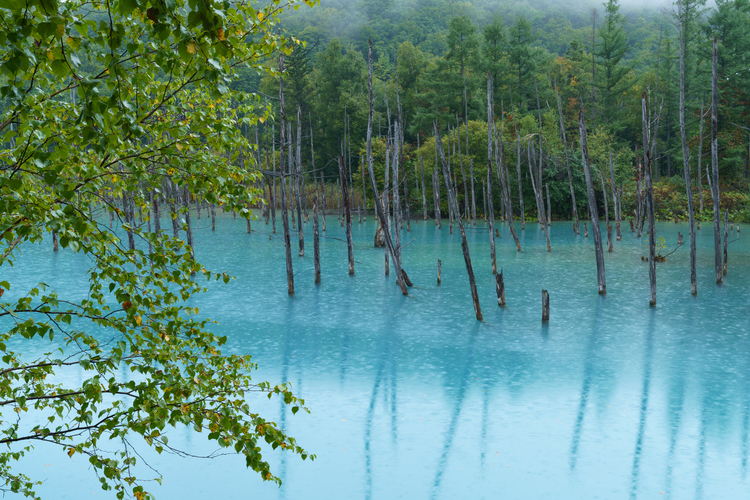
678 0 697 295
542 289 549 322
435 124 483 321
642 93 657 306
340 156 354 276
497 269 505 306
367 40 407 295
313 194 320 284
487 78 497 274
609 152 621 241
555 82 579 233
723 208 728 275
711 37 722 284
279 54 294 295
433 168 442 228
579 109 606 294
296 106 305 256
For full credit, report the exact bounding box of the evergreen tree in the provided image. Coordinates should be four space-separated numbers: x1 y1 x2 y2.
507 16 536 110
483 15 507 95
595 0 631 134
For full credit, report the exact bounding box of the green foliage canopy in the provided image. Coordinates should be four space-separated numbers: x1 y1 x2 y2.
0 0 317 497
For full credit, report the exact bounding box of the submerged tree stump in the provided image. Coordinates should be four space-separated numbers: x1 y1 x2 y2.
630 219 635 232
542 289 549 322
401 269 413 288
496 270 505 307
723 209 729 275
437 259 442 285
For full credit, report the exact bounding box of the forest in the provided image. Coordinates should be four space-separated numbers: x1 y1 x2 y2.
238 0 750 223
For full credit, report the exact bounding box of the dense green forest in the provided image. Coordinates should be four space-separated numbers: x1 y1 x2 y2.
240 0 749 221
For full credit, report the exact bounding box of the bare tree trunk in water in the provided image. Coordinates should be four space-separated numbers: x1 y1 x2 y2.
698 103 705 212
279 54 294 295
421 154 427 221
599 170 611 252
642 94 658 306
678 0 697 295
711 38 722 284
609 151 621 241
487 75 497 273
313 195 320 284
579 108 606 294
511 106 525 230
496 270 505 306
723 208 728 275
435 124 483 321
340 156 354 275
433 168 442 228
320 172 327 232
495 105 521 251
271 122 277 234
296 105 304 256
555 82 579 233
367 40 407 295
182 185 195 273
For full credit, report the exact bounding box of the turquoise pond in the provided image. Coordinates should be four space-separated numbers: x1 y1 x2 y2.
5 210 750 499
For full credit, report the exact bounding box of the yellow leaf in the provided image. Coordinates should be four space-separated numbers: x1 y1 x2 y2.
176 143 183 151
217 28 225 41
186 42 196 54
47 50 54 61
257 11 264 21
67 448 75 458
134 315 142 326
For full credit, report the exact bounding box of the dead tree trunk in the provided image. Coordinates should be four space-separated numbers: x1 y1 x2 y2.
723 208 728 275
487 76 497 274
678 0 697 295
698 103 705 212
320 172 327 232
469 157 476 225
169 177 180 239
361 153 367 221
542 289 549 322
511 109 525 230
609 151 622 241
711 37 722 285
279 54 294 295
555 81 579 233
497 269 505 306
296 105 304 256
182 186 195 269
495 111 521 251
340 156 354 276
433 168 442 228
435 123 483 321
271 123 277 234
420 154 427 220
313 195 320 284
642 94 657 306
579 109 606 294
437 259 442 285
367 40 407 295
599 171 612 252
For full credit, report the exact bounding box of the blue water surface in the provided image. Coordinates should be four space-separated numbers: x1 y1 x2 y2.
5 209 750 500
